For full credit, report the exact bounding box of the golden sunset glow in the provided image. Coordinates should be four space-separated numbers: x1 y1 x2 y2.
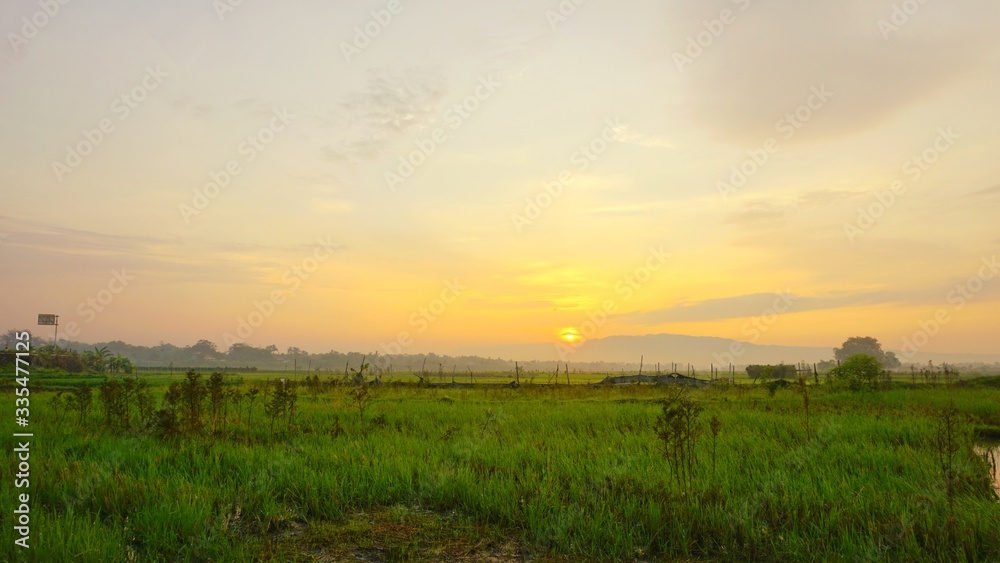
559 328 582 344
1 1 998 362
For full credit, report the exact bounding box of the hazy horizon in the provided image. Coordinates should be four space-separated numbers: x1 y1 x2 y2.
14 330 1000 371
3 0 999 359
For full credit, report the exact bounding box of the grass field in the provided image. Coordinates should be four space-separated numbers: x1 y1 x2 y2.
2 370 999 561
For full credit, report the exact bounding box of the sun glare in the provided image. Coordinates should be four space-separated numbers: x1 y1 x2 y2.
559 327 582 343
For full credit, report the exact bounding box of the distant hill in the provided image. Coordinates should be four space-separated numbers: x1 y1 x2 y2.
7 330 998 372
460 332 1000 367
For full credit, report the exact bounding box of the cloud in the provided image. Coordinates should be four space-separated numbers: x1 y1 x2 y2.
624 290 898 325
793 189 869 208
968 184 1000 198
172 97 213 120
0 216 338 286
309 200 354 215
235 98 285 119
730 226 956 287
464 297 553 311
0 217 177 256
723 189 866 226
626 267 1000 326
668 0 1000 144
723 200 786 226
585 200 682 216
612 125 675 149
470 26 555 76
321 68 449 163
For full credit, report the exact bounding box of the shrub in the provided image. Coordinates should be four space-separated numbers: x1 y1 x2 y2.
265 379 297 433
830 354 882 389
304 374 322 400
747 364 797 383
134 380 155 428
152 407 182 439
244 384 263 427
179 371 207 435
224 387 243 425
66 384 93 425
767 379 791 396
98 379 127 431
208 372 226 432
51 391 68 424
709 414 722 482
654 391 704 494
349 382 374 423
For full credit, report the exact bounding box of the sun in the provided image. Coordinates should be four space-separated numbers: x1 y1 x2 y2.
559 327 582 343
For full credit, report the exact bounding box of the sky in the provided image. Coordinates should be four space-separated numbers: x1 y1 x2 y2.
1 0 999 360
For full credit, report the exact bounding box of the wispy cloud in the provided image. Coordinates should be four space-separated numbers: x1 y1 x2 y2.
0 216 338 286
172 97 213 120
321 68 449 163
723 189 866 226
626 275 1000 325
586 200 681 216
967 184 1000 198
623 290 895 325
668 0 1000 143
613 125 675 149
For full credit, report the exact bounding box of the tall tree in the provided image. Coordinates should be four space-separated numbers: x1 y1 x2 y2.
188 340 219 360
834 337 900 368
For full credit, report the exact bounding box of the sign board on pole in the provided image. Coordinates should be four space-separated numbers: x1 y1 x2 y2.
38 314 58 326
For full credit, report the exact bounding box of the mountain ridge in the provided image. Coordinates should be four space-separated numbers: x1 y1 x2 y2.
459 332 1000 366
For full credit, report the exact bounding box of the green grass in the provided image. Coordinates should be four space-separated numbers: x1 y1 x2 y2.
2 372 999 561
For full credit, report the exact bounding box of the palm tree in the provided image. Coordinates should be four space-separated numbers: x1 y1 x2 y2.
84 346 111 373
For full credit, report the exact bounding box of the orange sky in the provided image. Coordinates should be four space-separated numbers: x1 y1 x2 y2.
1 0 999 358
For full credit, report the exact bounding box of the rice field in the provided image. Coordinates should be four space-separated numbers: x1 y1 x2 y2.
2 371 999 561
